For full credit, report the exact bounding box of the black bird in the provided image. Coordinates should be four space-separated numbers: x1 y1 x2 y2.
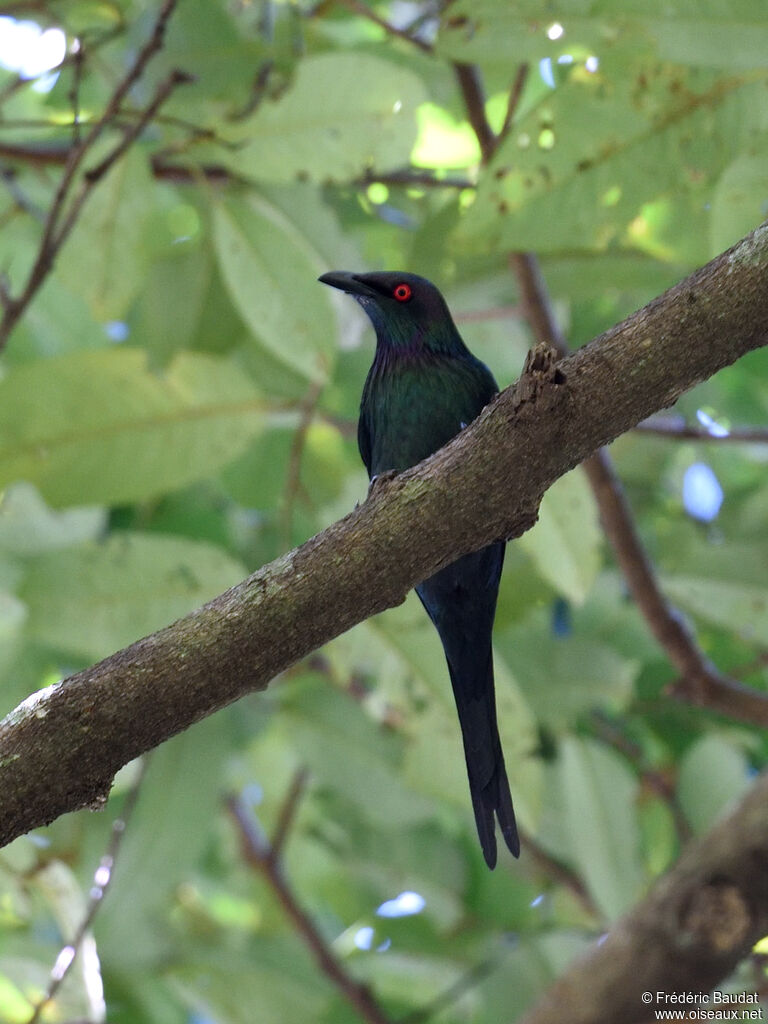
319 270 519 867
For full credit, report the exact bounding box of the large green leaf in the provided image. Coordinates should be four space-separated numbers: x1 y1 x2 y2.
20 532 246 660
438 0 768 69
677 734 752 835
0 349 263 507
662 576 768 646
93 713 234 968
278 678 435 829
518 469 602 604
55 149 153 320
499 613 640 730
710 151 768 254
455 61 767 255
214 194 338 382
228 54 428 182
0 484 105 555
555 737 644 919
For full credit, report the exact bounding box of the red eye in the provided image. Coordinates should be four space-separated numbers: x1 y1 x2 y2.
393 283 412 302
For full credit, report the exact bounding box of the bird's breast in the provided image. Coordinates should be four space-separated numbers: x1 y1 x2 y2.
363 358 487 476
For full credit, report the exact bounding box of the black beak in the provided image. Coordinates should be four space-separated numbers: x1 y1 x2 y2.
318 271 378 298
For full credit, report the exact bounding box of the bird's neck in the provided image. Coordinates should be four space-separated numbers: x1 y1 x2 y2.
370 319 466 367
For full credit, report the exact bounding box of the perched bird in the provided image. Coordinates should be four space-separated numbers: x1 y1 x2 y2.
319 270 519 867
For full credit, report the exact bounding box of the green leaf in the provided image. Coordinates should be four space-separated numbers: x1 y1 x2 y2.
438 1 768 69
172 941 330 1024
214 194 338 382
363 599 544 829
518 469 602 604
229 54 428 182
0 349 263 507
662 576 768 646
456 61 765 255
20 532 246 660
0 484 106 555
710 151 768 255
93 712 234 968
677 734 752 834
55 149 153 320
556 737 644 919
280 678 435 828
0 592 26 683
499 613 640 730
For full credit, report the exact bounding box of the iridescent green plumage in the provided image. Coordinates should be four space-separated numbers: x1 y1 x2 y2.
320 271 519 868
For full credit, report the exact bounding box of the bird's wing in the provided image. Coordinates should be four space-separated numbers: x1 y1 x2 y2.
357 407 373 477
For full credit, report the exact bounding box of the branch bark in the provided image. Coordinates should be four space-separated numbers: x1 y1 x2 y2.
519 769 768 1024
0 221 767 848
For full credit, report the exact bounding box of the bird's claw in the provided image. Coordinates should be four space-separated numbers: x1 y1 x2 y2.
367 470 398 498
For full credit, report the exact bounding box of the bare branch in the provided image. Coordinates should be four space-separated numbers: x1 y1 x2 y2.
332 0 433 53
509 250 768 729
269 766 310 864
521 830 601 919
83 70 194 187
499 63 529 141
636 416 768 444
0 0 186 352
453 62 496 164
399 957 497 1024
228 791 395 1024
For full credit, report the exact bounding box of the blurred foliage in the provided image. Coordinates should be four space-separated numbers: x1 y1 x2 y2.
1 0 768 1021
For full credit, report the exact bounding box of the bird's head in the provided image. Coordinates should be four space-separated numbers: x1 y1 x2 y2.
319 271 464 355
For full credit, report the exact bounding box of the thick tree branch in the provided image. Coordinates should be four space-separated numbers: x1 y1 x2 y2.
0 221 767 847
510 250 768 728
519 769 768 1024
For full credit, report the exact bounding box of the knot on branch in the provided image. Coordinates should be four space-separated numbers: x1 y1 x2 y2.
680 881 751 954
513 342 567 411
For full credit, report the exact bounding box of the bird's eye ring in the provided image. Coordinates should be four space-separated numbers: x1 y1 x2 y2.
393 283 412 302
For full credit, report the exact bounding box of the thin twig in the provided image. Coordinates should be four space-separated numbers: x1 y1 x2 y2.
398 957 498 1024
0 0 186 352
0 143 471 189
230 59 276 119
589 711 692 845
228 789 395 1024
333 0 433 53
83 69 194 185
636 417 768 444
269 765 310 864
453 62 496 164
510 250 768 729
68 40 85 146
521 830 601 919
359 168 475 190
499 63 529 141
27 757 150 1024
